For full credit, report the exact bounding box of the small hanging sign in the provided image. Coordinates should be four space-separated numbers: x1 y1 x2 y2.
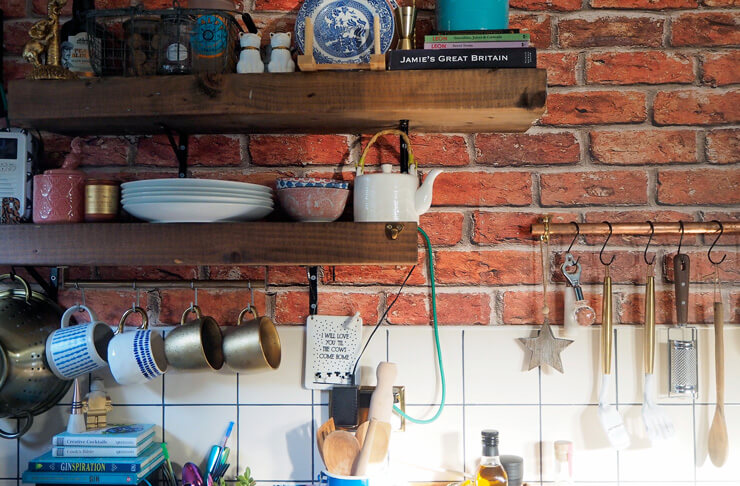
304 313 363 390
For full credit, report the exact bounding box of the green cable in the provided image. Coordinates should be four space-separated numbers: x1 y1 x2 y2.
392 226 445 425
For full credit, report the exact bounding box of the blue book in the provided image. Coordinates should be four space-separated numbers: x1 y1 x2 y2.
51 424 156 447
22 452 163 485
29 442 162 473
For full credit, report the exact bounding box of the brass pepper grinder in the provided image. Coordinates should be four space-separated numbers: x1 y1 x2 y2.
394 2 418 50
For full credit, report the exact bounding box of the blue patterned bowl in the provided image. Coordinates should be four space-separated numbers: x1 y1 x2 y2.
276 177 350 190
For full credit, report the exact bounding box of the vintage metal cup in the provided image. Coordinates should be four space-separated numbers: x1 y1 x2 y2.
222 306 281 372
45 304 114 380
164 305 224 370
107 307 168 385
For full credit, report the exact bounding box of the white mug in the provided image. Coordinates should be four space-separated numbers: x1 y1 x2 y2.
46 304 114 380
107 307 168 385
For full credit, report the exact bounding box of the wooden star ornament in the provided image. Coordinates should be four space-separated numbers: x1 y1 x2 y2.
519 320 573 373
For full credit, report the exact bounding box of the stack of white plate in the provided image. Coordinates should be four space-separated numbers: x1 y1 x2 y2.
121 179 274 223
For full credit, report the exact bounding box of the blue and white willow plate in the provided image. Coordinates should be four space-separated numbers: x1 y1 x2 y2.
295 0 396 64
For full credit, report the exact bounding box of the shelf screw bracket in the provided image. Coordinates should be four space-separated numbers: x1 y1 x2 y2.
161 125 190 179
399 119 410 174
386 223 404 240
307 266 319 316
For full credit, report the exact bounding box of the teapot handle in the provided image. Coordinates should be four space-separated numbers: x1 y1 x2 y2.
356 129 417 176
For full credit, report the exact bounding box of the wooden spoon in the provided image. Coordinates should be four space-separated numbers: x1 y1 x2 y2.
316 417 335 465
322 430 360 476
708 301 728 467
352 419 377 476
355 420 391 463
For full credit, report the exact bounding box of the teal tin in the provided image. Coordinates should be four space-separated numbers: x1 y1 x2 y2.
436 0 510 31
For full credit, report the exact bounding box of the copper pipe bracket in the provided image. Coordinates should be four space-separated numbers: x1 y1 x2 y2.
385 223 405 240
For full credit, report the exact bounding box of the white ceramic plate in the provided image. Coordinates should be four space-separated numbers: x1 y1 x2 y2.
122 195 274 206
121 178 272 194
122 201 273 223
122 192 274 204
122 188 273 199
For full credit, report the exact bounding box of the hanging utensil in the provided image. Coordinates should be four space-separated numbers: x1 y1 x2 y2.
561 252 596 328
668 223 698 398
707 223 728 466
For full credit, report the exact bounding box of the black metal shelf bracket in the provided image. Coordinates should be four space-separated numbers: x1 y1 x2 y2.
162 125 190 178
399 119 409 174
308 266 319 316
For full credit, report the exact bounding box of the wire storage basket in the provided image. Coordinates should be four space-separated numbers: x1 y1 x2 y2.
86 6 241 76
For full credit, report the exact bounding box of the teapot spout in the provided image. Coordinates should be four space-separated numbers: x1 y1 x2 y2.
414 169 443 218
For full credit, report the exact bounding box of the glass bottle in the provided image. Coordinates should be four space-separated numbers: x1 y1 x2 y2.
476 430 508 486
60 0 96 76
554 440 574 486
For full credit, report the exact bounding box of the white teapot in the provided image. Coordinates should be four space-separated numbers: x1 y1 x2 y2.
353 129 442 223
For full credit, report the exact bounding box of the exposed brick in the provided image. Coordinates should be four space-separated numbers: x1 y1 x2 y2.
77 137 130 166
4 60 33 84
94 266 199 280
252 14 297 47
590 130 697 165
537 51 578 87
509 14 552 49
413 17 435 49
159 289 268 326
434 250 542 285
702 51 740 87
474 212 576 245
328 253 426 286
432 172 532 207
4 21 32 56
620 291 717 325
386 292 492 326
191 169 294 189
540 171 648 206
254 0 301 10
664 252 739 283
2 0 27 17
205 266 307 285
657 169 740 205
511 0 582 10
706 129 740 164
32 0 72 14
36 132 72 168
274 291 379 325
671 12 740 47
703 211 740 247
419 212 465 246
654 90 740 125
385 293 429 325
359 134 469 167
137 135 241 167
542 91 646 125
702 0 740 5
502 290 601 325
583 210 699 246
96 0 174 8
591 0 698 8
586 51 694 85
475 132 580 166
553 251 658 284
558 17 664 48
248 135 349 166
58 290 142 327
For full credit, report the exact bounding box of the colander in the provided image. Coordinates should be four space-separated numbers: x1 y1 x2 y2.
0 274 71 439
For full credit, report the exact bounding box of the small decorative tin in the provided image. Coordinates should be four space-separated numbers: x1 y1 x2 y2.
85 179 119 222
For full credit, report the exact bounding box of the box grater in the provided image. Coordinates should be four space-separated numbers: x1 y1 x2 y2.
668 253 698 398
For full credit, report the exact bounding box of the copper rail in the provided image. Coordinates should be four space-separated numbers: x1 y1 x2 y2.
60 279 266 289
531 221 740 237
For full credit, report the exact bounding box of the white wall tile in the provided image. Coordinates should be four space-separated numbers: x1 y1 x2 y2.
615 326 676 405
464 405 541 482
388 405 464 483
695 404 740 481
106 406 163 442
540 405 618 482
312 404 330 479
617 404 695 482
0 481 17 486
239 327 312 404
164 405 238 480
165 369 237 404
697 326 740 404
541 327 612 405
238 405 313 483
464 327 540 405
0 422 17 477
355 328 389 387
388 327 463 406
17 406 67 475
91 368 163 405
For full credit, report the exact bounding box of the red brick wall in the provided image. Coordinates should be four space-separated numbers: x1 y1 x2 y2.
3 0 738 327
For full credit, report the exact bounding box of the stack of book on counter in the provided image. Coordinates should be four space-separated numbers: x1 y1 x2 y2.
387 30 536 70
23 424 163 485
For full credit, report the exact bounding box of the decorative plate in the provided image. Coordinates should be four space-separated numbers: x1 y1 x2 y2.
295 0 396 64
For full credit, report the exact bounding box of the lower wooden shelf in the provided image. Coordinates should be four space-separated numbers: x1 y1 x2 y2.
0 222 418 266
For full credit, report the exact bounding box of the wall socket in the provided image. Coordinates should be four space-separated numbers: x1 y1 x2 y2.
329 385 406 431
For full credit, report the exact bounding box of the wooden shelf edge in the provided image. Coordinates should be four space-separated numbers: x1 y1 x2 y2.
8 69 547 135
0 222 418 267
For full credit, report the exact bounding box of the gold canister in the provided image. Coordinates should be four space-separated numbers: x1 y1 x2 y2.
85 179 119 222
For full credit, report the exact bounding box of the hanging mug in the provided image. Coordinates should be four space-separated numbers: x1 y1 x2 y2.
45 304 114 380
164 305 224 370
107 307 168 385
222 306 281 372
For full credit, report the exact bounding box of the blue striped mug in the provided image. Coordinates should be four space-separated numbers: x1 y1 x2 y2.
45 304 114 380
107 307 168 385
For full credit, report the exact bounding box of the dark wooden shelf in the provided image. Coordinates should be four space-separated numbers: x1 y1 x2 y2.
0 222 418 266
8 69 546 135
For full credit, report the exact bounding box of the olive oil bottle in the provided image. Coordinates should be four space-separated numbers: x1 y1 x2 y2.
476 430 508 486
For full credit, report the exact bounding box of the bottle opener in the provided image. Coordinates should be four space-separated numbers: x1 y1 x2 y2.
561 253 596 326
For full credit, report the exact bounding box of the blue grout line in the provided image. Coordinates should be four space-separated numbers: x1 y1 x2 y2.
236 371 241 478
538 362 543 486
691 396 697 484
461 329 467 477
